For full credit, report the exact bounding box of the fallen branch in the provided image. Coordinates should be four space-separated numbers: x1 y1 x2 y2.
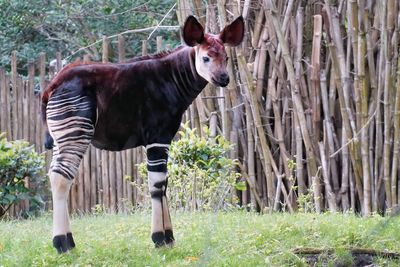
293 247 400 259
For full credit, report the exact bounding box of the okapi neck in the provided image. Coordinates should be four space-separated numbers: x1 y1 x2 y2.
170 47 208 107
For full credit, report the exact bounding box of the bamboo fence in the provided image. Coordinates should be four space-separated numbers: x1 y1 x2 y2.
1 0 400 217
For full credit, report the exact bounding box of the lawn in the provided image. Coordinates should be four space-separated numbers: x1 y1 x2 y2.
0 211 399 266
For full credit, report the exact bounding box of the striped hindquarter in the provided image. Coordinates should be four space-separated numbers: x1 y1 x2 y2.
146 143 174 247
46 90 96 253
47 92 95 180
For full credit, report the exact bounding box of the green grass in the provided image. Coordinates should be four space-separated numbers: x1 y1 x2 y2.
0 212 399 266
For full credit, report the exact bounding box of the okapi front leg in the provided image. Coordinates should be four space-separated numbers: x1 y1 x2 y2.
146 144 174 248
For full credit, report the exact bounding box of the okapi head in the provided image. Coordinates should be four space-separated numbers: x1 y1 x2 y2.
183 15 244 87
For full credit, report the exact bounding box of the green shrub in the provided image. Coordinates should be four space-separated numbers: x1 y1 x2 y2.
0 133 47 218
137 123 242 211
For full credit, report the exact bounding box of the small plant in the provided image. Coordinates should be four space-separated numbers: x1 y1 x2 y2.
297 187 316 213
138 123 241 211
0 133 47 218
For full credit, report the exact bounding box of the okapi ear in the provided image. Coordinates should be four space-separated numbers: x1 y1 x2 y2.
182 15 205 46
219 16 245 46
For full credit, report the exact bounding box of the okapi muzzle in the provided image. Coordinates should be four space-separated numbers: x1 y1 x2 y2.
41 15 244 253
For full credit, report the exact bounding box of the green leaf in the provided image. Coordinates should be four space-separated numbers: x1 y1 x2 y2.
235 181 247 191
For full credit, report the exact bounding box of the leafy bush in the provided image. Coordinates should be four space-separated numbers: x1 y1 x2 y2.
137 123 242 211
0 133 47 218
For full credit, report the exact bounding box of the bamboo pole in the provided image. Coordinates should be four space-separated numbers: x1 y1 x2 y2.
391 52 400 209
310 15 322 142
294 7 305 196
357 1 372 215
380 0 392 209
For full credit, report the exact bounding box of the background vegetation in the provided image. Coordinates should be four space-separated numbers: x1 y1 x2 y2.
137 123 241 211
0 0 178 70
0 133 46 218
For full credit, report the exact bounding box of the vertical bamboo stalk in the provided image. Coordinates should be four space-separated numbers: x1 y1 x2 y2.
357 1 372 214
340 129 350 211
380 0 392 209
310 15 322 142
245 98 256 208
294 7 305 196
391 55 400 208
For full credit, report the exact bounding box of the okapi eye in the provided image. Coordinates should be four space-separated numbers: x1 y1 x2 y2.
202 56 210 63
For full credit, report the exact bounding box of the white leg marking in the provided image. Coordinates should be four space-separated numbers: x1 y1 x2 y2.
50 172 72 237
162 196 173 231
146 143 170 149
148 171 166 234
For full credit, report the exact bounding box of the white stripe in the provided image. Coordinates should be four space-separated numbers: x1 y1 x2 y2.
148 159 167 164
146 143 170 149
147 161 167 166
48 95 87 108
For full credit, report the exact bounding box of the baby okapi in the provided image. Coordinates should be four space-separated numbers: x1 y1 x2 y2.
42 15 244 253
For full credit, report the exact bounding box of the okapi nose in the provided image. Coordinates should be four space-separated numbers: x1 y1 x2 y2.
219 73 229 86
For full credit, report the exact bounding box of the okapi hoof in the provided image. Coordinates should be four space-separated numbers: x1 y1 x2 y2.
164 230 175 247
53 233 76 253
66 232 76 249
53 235 69 254
151 232 166 248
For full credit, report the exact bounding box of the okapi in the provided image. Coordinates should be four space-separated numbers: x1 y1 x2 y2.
42 15 244 253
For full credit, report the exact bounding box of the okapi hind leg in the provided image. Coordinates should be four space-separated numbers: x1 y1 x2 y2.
46 88 96 253
146 144 174 248
50 172 73 253
49 145 90 253
48 143 76 252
